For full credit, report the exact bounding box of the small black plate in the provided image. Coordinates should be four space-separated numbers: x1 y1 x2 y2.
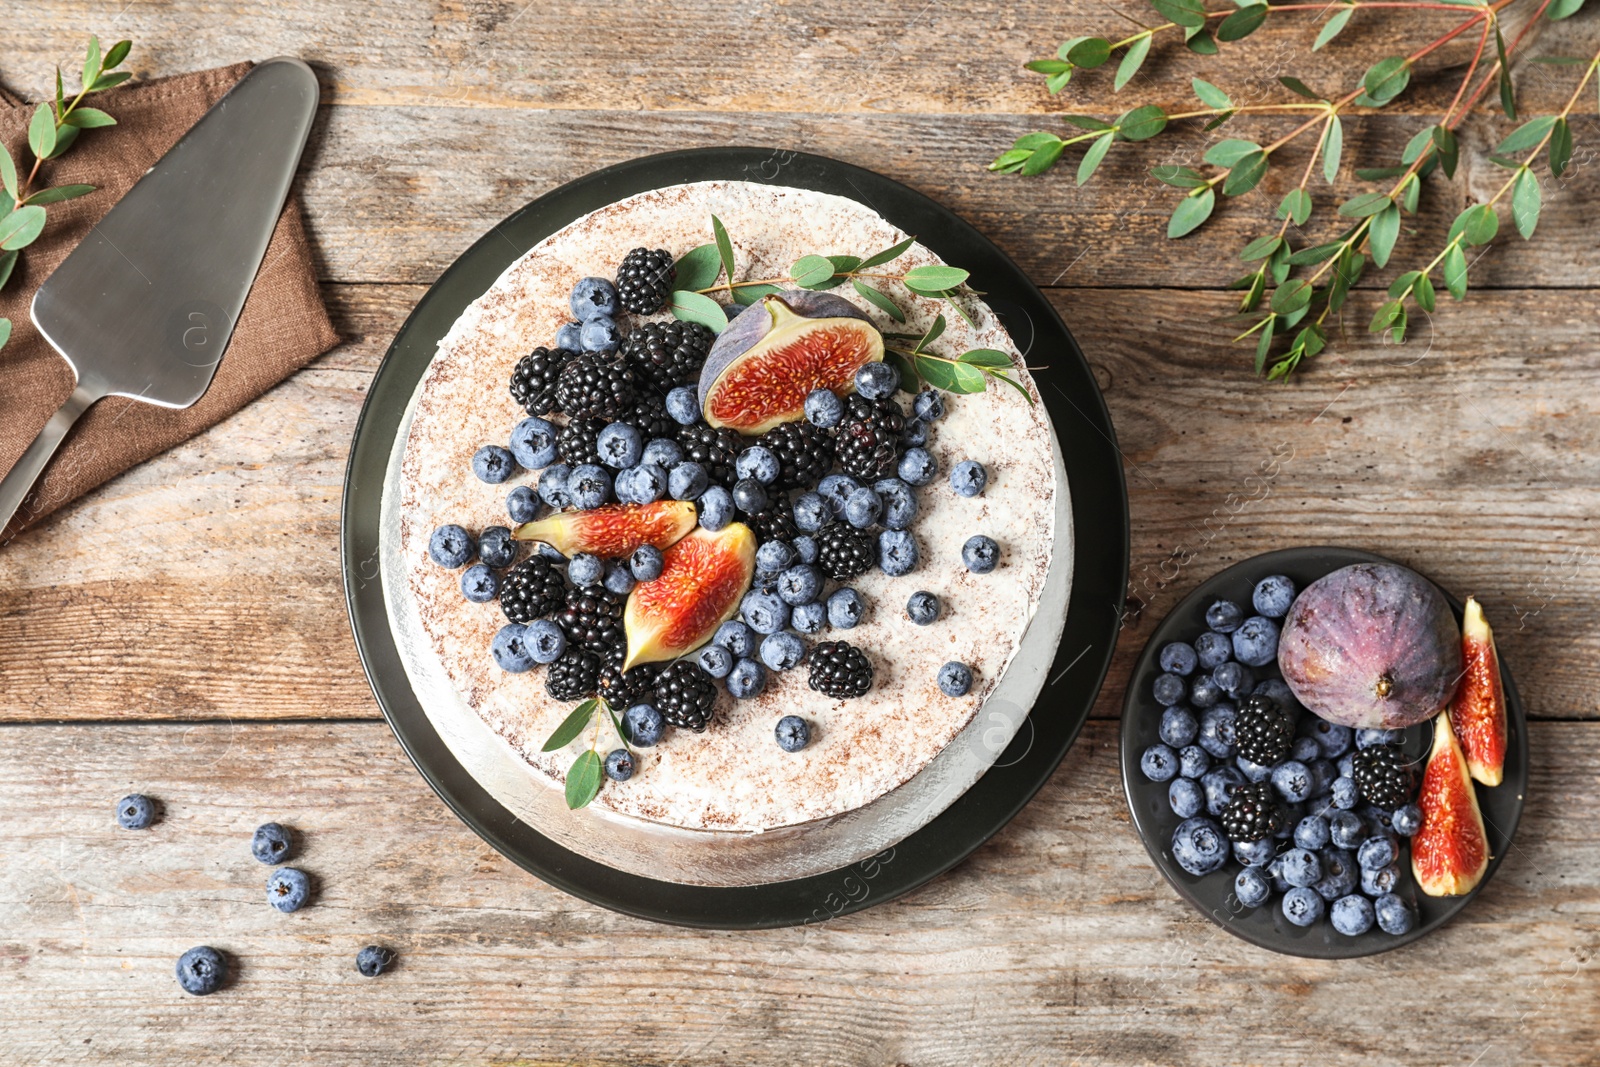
1120 546 1527 958
341 148 1130 928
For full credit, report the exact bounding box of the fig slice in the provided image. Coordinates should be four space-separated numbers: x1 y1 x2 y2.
698 291 883 434
513 500 695 558
1450 596 1507 787
623 523 756 668
1411 713 1491 897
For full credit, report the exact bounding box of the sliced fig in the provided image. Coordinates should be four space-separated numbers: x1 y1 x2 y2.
1450 597 1507 787
1277 563 1463 730
513 500 695 558
624 523 755 668
1412 714 1491 897
698 291 883 434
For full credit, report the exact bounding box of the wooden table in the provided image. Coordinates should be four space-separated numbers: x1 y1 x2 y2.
4 3 1598 1062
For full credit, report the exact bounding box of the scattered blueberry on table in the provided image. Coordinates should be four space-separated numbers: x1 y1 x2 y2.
176 946 226 996
355 945 397 979
116 794 156 829
267 867 312 913
250 822 294 864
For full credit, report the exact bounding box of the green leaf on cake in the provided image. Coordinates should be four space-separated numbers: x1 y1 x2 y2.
853 280 906 323
711 214 737 285
902 264 969 294
565 749 604 810
675 242 722 292
542 699 598 752
858 236 917 269
669 290 730 332
732 283 783 306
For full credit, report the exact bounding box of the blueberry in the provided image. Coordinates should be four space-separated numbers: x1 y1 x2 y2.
623 703 665 747
603 559 635 596
742 589 789 635
1331 777 1360 812
1337 752 1356 779
1357 833 1399 871
570 277 619 320
1198 705 1237 758
949 459 987 497
1309 758 1338 797
1231 616 1280 667
750 543 792 577
356 946 396 978
428 524 475 568
1171 816 1230 876
793 492 832 532
844 487 883 528
805 388 844 428
1141 742 1179 782
460 564 500 603
1294 815 1331 851
1282 885 1325 927
790 601 826 634
1291 736 1321 764
556 321 583 351
736 446 780 485
491 624 536 672
873 478 917 530
1166 777 1203 819
629 545 664 582
566 464 612 509
760 631 806 672
855 361 899 399
1271 760 1314 803
1266 857 1291 894
962 535 999 574
792 535 819 564
537 464 574 508
1330 894 1375 936
1253 678 1301 714
1329 809 1365 849
1391 803 1422 837
668 461 709 502
1314 847 1358 899
1205 600 1246 633
1356 727 1404 749
537 543 568 564
116 794 156 830
936 661 973 698
1361 863 1401 897
1159 642 1199 677
568 553 604 587
1178 745 1211 779
506 485 539 524
769 564 818 607
1202 766 1246 817
1374 893 1416 935
641 437 683 470
1152 672 1187 707
579 316 621 354
509 417 559 469
1236 754 1273 783
879 530 918 576
1159 705 1199 748
524 619 566 663
900 418 929 447
596 422 643 469
1234 836 1277 867
1190 674 1223 710
1235 866 1273 908
666 386 701 425
472 444 516 484
603 748 635 782
731 478 768 514
1252 574 1296 618
1194 631 1231 670
176 946 226 996
697 644 734 680
898 447 937 487
1212 660 1254 699
714 620 757 657
912 389 946 422
826 588 866 629
817 474 860 518
267 867 311 913
697 486 734 530
477 525 516 569
727 657 767 699
775 715 811 752
905 590 940 625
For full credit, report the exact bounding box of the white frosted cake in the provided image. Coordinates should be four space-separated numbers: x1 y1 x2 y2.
389 180 1068 863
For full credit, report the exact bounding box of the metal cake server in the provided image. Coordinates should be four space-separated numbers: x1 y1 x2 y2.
0 57 319 532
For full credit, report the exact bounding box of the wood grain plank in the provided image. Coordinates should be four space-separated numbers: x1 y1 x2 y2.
1 718 1595 1065
1 285 1594 724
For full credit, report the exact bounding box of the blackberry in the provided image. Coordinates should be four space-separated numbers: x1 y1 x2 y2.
499 557 567 624
808 640 873 699
675 423 743 487
815 525 877 581
619 321 715 393
618 390 676 443
557 586 626 656
615 247 676 315
509 346 573 417
758 420 836 490
653 660 717 732
545 647 601 702
554 354 636 420
1234 693 1295 766
596 648 662 711
1220 782 1285 843
835 394 906 481
1352 744 1413 808
557 415 606 467
744 495 800 544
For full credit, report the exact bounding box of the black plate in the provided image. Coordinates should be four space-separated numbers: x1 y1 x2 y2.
1120 546 1527 958
341 148 1129 928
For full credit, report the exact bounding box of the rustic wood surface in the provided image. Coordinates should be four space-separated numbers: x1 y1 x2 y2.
2 1 1598 1063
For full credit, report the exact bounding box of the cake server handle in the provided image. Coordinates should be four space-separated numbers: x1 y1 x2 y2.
0 383 99 535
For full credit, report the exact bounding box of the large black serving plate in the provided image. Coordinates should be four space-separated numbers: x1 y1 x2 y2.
341 148 1129 928
1120 546 1527 958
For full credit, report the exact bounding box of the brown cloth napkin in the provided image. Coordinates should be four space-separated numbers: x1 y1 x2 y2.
0 61 338 540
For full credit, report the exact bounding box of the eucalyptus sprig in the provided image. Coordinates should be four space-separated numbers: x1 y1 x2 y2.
540 696 635 809
989 0 1594 379
666 216 1030 401
0 34 132 353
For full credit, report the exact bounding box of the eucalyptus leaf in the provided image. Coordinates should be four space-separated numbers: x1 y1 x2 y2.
1152 165 1209 189
0 205 46 251
1221 150 1268 196
828 255 862 274
917 314 947 352
0 250 15 292
62 107 115 129
1217 4 1268 41
82 35 101 90
90 72 131 91
1496 115 1557 155
0 144 16 200
1354 165 1408 180
670 289 730 332
1313 6 1354 50
1115 105 1167 142
1549 118 1573 177
957 348 1014 369
1167 187 1215 238
542 699 598 752
1255 316 1275 373
1025 59 1073 75
28 103 56 160
1362 57 1411 104
1271 279 1313 315
1015 131 1066 150
1496 25 1516 119
1414 273 1437 313
1061 116 1113 132
853 280 906 323
1547 0 1585 16
1185 27 1219 55
1322 116 1343 183
23 183 95 206
1338 192 1392 218
1203 110 1235 132
989 372 1035 404
1279 76 1320 100
1368 202 1400 268
103 39 132 69
565 749 603 810
1386 271 1421 300
1369 299 1404 333
1192 77 1233 110
1203 139 1260 167
1021 138 1065 175
884 351 918 391
1449 204 1499 246
1401 126 1434 165
1150 0 1207 29
711 214 737 287
1443 244 1469 299
1268 242 1291 285
55 68 64 117
1277 188 1313 226
859 236 917 269
903 264 969 292
914 354 986 394
1512 168 1541 239
1400 173 1420 215
1047 70 1073 94
1116 34 1152 90
1432 124 1459 178
791 254 835 288
988 149 1030 173
674 243 723 292
1077 132 1114 185
1241 270 1266 312
1240 234 1282 262
0 316 10 352
1287 242 1343 266
1067 37 1112 69
46 125 79 160
733 283 783 306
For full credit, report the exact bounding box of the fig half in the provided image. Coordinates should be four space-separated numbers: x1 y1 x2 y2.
1412 713 1491 896
1450 596 1507 786
513 500 695 558
623 523 756 668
